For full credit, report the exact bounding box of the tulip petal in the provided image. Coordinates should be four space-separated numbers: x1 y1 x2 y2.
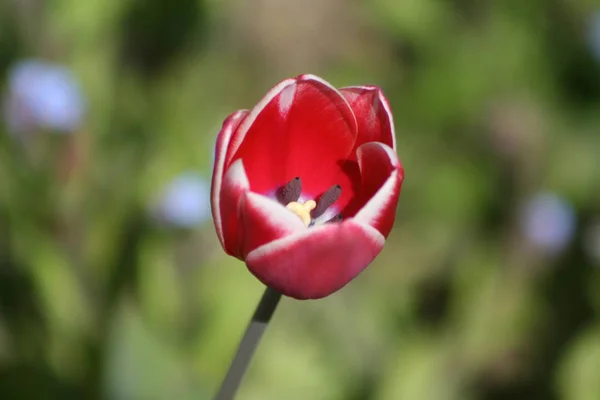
219 159 250 258
245 221 384 299
224 78 296 168
227 75 358 198
354 142 404 237
329 159 362 219
211 110 249 250
339 86 396 150
239 192 306 257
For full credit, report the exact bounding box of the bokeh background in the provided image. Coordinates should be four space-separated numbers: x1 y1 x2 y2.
1 0 600 399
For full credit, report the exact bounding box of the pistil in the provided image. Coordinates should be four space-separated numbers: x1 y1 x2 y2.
276 178 343 226
286 200 316 226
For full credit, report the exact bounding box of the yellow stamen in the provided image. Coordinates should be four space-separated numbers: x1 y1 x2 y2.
286 200 316 226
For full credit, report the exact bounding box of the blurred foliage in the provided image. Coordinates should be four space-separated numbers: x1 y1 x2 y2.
1 0 600 399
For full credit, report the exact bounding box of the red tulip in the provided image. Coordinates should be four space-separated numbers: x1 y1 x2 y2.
211 74 404 299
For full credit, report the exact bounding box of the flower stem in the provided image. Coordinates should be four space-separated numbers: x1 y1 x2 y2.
214 286 282 400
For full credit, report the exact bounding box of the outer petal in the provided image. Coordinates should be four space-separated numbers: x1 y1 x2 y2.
211 110 249 249
339 86 396 150
227 74 358 197
218 159 250 258
354 142 404 238
245 220 385 299
239 192 306 258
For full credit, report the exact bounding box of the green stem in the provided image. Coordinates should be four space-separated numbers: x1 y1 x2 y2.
214 286 282 400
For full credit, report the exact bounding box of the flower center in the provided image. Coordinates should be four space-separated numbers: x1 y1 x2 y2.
276 177 342 226
286 200 316 226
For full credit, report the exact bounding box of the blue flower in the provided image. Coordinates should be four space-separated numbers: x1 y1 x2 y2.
521 192 576 255
155 173 211 228
3 60 85 134
587 11 600 62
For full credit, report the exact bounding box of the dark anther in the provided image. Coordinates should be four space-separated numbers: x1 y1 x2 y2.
276 177 302 204
326 214 343 223
311 184 342 218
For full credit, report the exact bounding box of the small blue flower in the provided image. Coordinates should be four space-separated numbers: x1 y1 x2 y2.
3 60 85 134
587 11 600 62
521 192 576 255
155 173 211 228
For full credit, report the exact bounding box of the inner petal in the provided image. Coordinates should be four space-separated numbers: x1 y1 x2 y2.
339 86 395 152
231 75 358 198
332 159 362 218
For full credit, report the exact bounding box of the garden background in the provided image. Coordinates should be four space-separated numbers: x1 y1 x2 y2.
1 0 600 399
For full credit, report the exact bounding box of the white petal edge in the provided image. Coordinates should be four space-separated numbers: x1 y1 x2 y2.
212 110 248 247
243 191 307 233
353 142 402 229
216 158 250 252
225 74 358 166
278 82 297 117
339 85 397 151
222 159 251 195
245 219 385 265
379 90 397 151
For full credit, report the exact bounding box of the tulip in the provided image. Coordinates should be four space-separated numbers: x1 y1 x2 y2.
211 74 404 299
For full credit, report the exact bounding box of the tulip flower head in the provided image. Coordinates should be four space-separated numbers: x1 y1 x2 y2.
211 75 404 299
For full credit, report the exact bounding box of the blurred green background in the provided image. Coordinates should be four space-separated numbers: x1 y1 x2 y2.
1 0 600 399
